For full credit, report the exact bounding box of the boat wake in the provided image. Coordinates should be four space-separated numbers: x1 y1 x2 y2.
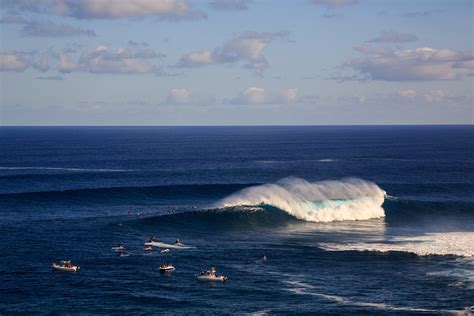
214 177 386 223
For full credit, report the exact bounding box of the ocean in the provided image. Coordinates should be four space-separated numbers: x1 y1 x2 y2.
0 126 473 315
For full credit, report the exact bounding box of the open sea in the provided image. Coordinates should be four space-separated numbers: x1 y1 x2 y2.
0 126 473 315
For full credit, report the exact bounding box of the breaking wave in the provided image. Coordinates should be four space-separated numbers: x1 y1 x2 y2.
215 177 386 223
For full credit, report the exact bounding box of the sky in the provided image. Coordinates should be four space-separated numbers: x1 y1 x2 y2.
0 0 472 125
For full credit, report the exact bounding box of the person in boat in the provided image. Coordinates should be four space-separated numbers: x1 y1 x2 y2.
175 239 180 244
148 235 155 242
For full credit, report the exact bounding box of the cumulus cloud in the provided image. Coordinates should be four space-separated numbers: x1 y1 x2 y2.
395 89 466 104
367 30 418 43
58 45 165 74
1 15 96 37
347 45 474 81
166 88 190 104
177 31 289 71
209 0 251 11
0 52 29 71
397 89 416 99
0 50 52 72
310 0 358 7
0 0 205 21
230 86 299 105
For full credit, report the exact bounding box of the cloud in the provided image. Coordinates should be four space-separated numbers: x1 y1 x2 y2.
0 0 205 21
0 52 29 71
22 20 95 37
397 89 416 99
367 30 418 43
59 45 165 74
209 0 251 11
36 75 65 80
229 86 299 104
1 15 96 37
177 31 289 71
346 45 474 81
403 10 444 18
310 0 358 7
396 89 465 104
166 88 191 104
336 89 471 108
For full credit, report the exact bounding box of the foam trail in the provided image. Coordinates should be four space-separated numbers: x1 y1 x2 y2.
319 232 474 257
215 177 386 222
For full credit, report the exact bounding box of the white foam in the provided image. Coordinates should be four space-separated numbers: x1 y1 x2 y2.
215 177 386 222
320 232 474 257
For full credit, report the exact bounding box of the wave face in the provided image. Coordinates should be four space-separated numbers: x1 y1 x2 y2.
215 177 386 222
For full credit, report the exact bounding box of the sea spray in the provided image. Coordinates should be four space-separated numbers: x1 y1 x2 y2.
215 177 386 222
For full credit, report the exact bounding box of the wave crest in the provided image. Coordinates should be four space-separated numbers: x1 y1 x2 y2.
215 177 386 222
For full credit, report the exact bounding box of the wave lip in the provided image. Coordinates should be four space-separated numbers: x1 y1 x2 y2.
215 177 386 223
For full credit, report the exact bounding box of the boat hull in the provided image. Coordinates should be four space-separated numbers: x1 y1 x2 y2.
197 275 226 282
51 264 79 272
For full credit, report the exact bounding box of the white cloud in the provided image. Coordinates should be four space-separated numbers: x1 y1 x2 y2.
310 0 358 7
1 0 205 21
59 45 164 74
278 88 299 103
178 51 213 66
0 53 29 71
422 90 445 103
397 89 417 98
166 88 190 104
177 31 289 71
230 87 299 104
347 45 474 81
367 30 418 43
231 86 266 104
1 15 95 37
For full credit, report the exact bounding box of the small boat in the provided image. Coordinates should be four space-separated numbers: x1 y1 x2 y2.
197 267 227 282
159 263 175 273
51 260 80 272
144 245 153 251
160 248 170 253
117 251 130 257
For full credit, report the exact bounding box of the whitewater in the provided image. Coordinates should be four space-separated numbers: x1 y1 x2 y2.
215 177 386 222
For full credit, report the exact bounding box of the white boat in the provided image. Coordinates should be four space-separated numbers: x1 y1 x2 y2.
117 251 130 257
197 274 227 282
160 248 170 253
197 267 227 282
159 263 175 273
51 260 80 272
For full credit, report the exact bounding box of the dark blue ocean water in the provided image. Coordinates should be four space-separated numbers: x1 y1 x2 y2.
0 126 473 315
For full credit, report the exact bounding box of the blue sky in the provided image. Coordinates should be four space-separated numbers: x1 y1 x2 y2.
0 0 472 125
